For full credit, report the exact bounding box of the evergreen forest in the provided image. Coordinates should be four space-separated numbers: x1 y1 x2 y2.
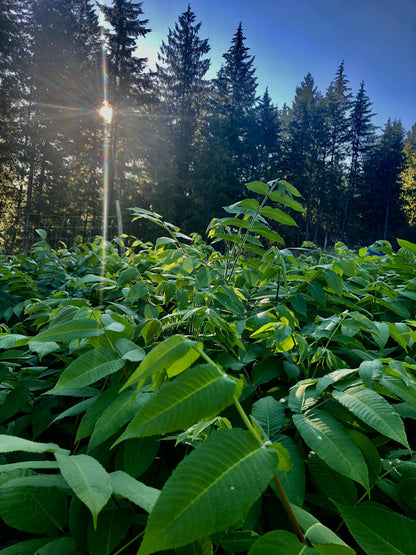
0 0 415 253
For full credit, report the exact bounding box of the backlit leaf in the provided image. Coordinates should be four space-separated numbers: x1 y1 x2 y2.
122 335 201 390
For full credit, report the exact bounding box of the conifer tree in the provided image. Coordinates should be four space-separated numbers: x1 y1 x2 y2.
255 88 281 181
151 5 210 228
363 119 405 241
0 0 29 249
318 62 352 242
20 0 104 248
342 81 376 239
286 73 326 241
325 62 352 177
99 0 151 213
203 23 258 215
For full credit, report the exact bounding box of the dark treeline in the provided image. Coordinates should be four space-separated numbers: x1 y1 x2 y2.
1 0 415 251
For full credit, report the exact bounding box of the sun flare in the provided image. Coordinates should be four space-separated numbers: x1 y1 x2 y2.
99 100 113 124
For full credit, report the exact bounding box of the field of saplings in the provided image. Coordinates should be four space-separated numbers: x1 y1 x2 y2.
0 180 415 554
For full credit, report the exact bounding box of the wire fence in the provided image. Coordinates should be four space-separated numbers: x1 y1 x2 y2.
0 213 121 255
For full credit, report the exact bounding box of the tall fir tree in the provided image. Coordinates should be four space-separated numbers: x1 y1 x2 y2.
150 5 210 229
0 0 29 248
342 81 376 240
201 23 258 219
254 88 282 182
363 119 405 241
318 62 352 242
99 0 151 215
325 62 352 177
286 73 327 242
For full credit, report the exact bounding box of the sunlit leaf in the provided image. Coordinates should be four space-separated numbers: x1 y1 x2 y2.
121 335 201 390
114 364 239 443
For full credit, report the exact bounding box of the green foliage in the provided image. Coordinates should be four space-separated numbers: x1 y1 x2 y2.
0 186 415 553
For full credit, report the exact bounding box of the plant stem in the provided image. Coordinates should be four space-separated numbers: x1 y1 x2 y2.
227 180 278 281
272 473 307 545
193 345 307 545
233 395 263 448
233 395 307 545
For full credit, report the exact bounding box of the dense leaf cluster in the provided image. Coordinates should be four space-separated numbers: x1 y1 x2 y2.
0 182 415 554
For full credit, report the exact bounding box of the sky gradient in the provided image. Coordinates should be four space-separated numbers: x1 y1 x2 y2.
105 0 416 132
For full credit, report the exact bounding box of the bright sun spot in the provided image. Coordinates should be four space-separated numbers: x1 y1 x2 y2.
99 100 113 124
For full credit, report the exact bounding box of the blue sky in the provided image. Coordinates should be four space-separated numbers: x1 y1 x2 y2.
103 0 416 132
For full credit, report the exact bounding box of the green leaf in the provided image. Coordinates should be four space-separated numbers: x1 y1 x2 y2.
127 281 149 301
269 191 304 212
251 225 284 244
114 364 239 443
117 266 139 286
75 386 119 442
220 530 259 553
51 348 125 391
0 474 68 534
332 386 409 447
397 238 416 255
323 269 343 297
337 501 416 554
308 453 357 504
0 538 51 555
122 335 201 390
51 397 97 425
251 396 285 439
32 537 77 555
121 436 159 478
273 435 305 506
291 505 354 553
88 390 149 451
0 461 59 472
359 359 383 389
138 429 278 555
87 509 133 555
308 282 326 306
0 435 68 455
0 334 28 349
110 470 160 513
236 199 259 211
248 530 315 554
293 410 369 489
246 181 269 195
380 375 416 409
55 452 112 529
32 318 104 343
259 206 297 226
